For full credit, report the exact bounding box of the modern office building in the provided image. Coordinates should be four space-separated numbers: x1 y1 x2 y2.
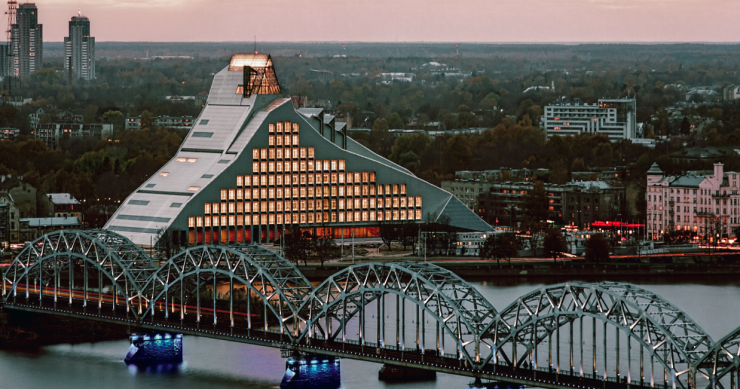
105 54 490 246
541 98 637 141
646 162 740 242
11 3 43 78
64 12 95 81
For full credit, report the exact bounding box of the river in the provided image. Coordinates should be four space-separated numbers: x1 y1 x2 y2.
1 275 738 389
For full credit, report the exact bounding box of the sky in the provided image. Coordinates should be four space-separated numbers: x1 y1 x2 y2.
30 0 740 43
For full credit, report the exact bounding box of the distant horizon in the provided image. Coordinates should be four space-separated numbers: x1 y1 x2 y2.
37 41 740 45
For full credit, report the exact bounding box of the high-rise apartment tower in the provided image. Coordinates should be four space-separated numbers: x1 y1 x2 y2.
64 11 94 81
11 3 42 78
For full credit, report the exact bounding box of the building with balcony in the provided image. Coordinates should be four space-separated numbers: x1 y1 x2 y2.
477 182 566 228
64 12 95 81
541 98 637 141
125 115 195 130
646 162 740 241
105 54 490 247
35 123 113 148
11 3 43 78
440 179 495 211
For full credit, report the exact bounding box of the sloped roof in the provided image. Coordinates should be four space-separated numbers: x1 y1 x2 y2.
21 217 80 227
47 193 80 205
434 195 492 232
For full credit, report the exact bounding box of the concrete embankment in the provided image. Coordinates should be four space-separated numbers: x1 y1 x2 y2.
297 253 740 280
0 309 129 348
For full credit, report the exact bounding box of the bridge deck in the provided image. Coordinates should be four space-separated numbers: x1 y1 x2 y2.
1 299 657 389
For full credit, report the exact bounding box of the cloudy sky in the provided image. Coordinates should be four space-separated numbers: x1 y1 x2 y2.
35 0 740 42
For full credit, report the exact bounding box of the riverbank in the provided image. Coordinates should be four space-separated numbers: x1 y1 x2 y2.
295 253 740 280
0 309 130 348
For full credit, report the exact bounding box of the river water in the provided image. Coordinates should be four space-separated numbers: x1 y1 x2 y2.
1 276 738 389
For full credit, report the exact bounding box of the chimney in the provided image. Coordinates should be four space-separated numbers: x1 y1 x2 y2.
714 163 724 181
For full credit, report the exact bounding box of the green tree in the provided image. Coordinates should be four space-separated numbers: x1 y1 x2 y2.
585 233 610 264
83 105 98 124
101 110 126 131
387 112 404 129
140 110 155 129
369 118 392 156
543 228 567 263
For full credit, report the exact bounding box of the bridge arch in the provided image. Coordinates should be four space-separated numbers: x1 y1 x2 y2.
485 282 714 389
142 245 313 341
298 262 498 367
695 326 740 389
2 229 157 318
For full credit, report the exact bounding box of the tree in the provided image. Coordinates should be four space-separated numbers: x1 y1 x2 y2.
155 227 180 260
585 233 610 264
543 228 567 263
480 233 518 266
378 220 402 252
101 110 126 131
311 223 336 268
387 112 404 129
285 226 311 265
140 110 155 129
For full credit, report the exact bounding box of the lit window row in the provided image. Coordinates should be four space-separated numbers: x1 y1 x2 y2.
236 172 381 187
190 209 423 228
222 185 411 200
268 122 299 134
205 196 422 214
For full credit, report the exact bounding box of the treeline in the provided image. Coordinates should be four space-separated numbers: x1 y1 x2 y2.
0 127 185 226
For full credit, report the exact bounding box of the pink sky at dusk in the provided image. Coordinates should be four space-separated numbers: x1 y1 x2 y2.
34 0 740 43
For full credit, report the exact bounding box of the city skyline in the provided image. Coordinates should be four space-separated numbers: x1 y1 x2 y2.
27 0 740 43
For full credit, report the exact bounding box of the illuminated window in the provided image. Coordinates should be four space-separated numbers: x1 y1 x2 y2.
236 215 243 226
362 198 368 208
269 188 275 198
220 203 227 213
196 217 203 227
276 214 283 224
354 172 361 182
300 161 306 171
159 172 169 177
377 211 384 221
292 200 299 211
316 212 322 223
228 203 235 213
277 175 283 186
337 186 344 197
386 184 391 194
261 188 267 198
354 185 361 196
245 215 251 225
261 148 267 159
205 217 211 227
308 200 314 210
347 212 354 222
369 172 376 182
205 203 211 214
269 124 275 133
400 197 406 207
362 185 368 196
237 202 243 213
346 173 353 184
347 198 353 209
407 197 414 207
269 214 275 224
331 160 337 170
276 201 282 212
308 147 315 158
293 123 299 133
260 201 267 212
392 210 399 221
393 197 399 208
300 187 306 197
176 157 198 163
385 198 392 208
353 211 359 222
253 201 259 212
416 196 422 207
331 212 337 222
244 189 251 200
188 217 195 228
369 185 376 196
377 185 384 195
268 175 275 186
237 176 243 187
292 175 299 185
416 209 422 220
253 149 259 159
213 216 220 227
338 212 344 222
400 184 407 195
300 148 307 158
276 136 283 146
268 136 274 146
285 135 291 146
293 187 299 197
269 162 275 172
292 214 298 224
252 162 259 172
300 213 306 223
261 162 267 172
337 173 344 184
308 160 314 171
244 175 251 186
228 216 235 226
331 173 337 184
339 160 345 171
227 189 235 200
188 186 200 191
261 215 268 225
324 160 330 171
284 161 291 172
370 198 376 209
260 175 267 186
362 211 368 221
277 122 283 133
393 184 399 195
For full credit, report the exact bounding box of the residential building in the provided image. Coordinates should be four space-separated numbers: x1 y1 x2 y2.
64 12 95 81
47 193 81 219
646 162 740 241
105 53 490 247
541 98 637 141
19 216 80 240
668 147 740 164
0 128 19 140
441 179 495 211
454 168 547 183
11 3 43 78
561 180 626 229
35 123 113 148
0 175 37 219
723 85 740 101
477 182 566 228
0 193 20 244
125 115 195 130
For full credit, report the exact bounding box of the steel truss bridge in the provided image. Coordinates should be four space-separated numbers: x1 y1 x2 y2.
2 230 739 389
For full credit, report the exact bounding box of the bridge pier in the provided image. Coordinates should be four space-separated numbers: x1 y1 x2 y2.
124 333 183 366
279 350 340 389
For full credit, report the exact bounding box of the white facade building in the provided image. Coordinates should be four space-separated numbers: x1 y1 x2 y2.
541 98 637 141
646 162 740 241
